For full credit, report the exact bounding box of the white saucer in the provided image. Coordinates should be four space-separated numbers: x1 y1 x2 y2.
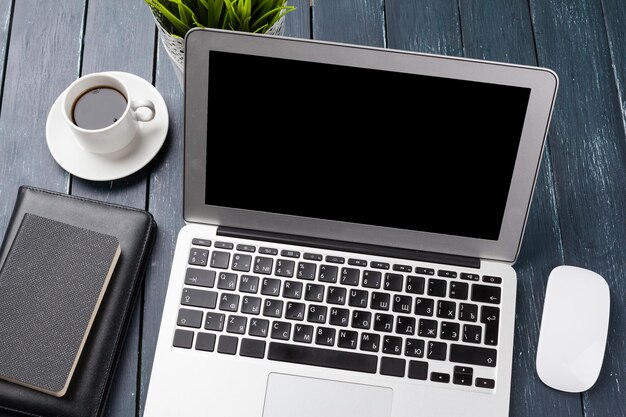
46 71 169 181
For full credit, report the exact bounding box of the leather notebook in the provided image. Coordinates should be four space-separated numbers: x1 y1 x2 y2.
0 186 156 417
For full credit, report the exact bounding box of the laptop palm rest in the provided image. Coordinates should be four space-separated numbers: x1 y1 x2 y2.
262 373 393 417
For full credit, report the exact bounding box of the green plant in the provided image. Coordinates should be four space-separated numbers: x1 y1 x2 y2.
145 0 295 37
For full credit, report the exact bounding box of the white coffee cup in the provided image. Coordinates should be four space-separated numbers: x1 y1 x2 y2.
62 72 156 154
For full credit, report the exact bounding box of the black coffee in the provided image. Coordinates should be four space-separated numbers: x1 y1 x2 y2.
71 86 127 129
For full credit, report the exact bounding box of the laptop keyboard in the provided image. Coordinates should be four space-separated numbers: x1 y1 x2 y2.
173 237 502 391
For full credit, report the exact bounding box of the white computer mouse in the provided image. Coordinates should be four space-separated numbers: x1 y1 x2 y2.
536 265 610 392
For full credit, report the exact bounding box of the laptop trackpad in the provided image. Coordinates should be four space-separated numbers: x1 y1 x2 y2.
262 373 393 417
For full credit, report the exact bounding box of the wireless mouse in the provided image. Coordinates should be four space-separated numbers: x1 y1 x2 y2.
536 265 610 392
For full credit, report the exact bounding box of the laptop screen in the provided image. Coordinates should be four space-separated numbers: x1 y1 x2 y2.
205 50 531 241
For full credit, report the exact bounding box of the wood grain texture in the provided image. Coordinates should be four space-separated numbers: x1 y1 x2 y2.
284 0 311 39
312 0 385 46
0 0 13 103
385 0 462 56
139 42 185 416
0 0 84 254
530 0 626 416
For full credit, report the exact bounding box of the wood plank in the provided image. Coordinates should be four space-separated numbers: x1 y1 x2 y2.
284 0 310 39
0 0 14 101
385 0 462 56
312 0 385 46
529 1 626 416
602 0 626 140
0 0 84 245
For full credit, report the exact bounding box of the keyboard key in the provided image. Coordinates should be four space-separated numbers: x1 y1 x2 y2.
384 273 403 291
195 332 216 351
362 270 382 288
240 338 266 359
463 324 482 344
177 308 203 328
173 329 194 348
316 327 336 346
318 265 338 283
259 247 278 255
460 272 480 281
214 241 234 249
437 300 456 319
374 313 394 332
371 292 390 310
415 267 434 275
450 344 497 367
408 360 428 380
360 333 380 352
285 302 306 321
414 297 434 316
326 255 345 264
241 296 261 315
348 289 369 308
297 262 317 280
283 280 303 299
281 250 300 258
338 330 359 349
188 248 209 266
393 264 412 272
239 275 259 293
217 272 238 290
204 312 225 331
254 256 274 274
427 341 447 360
219 293 240 312
392 295 412 314
351 310 371 329
293 324 314 343
440 321 460 341
185 268 215 288
307 304 327 323
271 321 291 340
275 259 295 277
471 284 501 304
459 303 478 322
405 338 425 358
428 278 447 297
210 251 230 269
217 335 238 354
449 281 469 300
418 319 438 338
382 336 403 355
236 244 255 252
329 307 350 327
380 357 406 377
396 316 416 335
231 253 252 272
481 305 500 345
303 252 322 261
406 275 425 294
348 258 367 267
191 238 211 247
327 286 347 305
340 268 360 286
483 275 502 284
261 278 281 296
268 342 377 374
438 269 457 278
227 315 247 334
370 261 390 270
431 372 450 383
304 283 325 302
248 318 269 337
476 378 495 389
453 366 473 386
181 288 217 309
263 299 283 317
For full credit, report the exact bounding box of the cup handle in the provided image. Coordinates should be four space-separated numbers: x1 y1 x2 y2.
130 99 156 122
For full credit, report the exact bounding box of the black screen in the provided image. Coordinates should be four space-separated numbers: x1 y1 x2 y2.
205 51 530 240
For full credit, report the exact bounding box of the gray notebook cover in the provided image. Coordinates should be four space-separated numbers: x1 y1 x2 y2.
0 213 120 396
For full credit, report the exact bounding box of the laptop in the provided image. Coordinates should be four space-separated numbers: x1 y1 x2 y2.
144 28 558 417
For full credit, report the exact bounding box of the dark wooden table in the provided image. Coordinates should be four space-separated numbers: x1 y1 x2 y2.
0 1 624 416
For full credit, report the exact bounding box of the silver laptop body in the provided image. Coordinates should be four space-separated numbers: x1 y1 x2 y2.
144 28 558 417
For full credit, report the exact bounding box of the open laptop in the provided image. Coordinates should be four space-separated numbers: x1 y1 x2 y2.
144 28 558 417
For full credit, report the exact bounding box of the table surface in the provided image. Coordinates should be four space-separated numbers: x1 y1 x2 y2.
0 1 624 416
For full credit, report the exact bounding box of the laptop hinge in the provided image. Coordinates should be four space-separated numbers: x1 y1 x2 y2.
217 226 481 269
